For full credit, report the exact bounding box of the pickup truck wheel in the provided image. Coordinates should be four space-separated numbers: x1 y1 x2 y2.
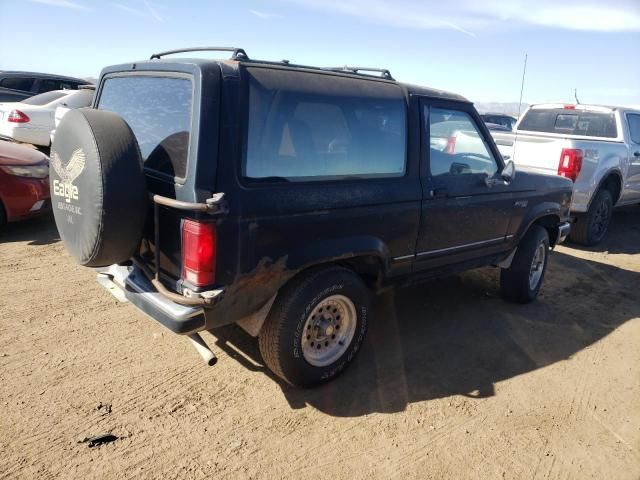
569 189 613 246
500 225 549 304
258 267 371 387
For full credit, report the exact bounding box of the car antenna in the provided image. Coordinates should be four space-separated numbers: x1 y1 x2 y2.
517 53 527 117
574 88 581 105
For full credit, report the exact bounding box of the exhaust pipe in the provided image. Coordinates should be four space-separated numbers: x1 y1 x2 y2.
188 333 217 366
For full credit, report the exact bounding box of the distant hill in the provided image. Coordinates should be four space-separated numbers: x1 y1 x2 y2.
474 102 530 118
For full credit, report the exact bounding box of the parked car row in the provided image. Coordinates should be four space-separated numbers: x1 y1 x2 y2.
0 71 90 102
0 86 94 147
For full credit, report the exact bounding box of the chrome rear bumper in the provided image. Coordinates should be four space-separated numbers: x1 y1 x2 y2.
96 264 206 334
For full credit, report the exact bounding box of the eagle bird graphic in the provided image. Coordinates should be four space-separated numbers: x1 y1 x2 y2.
51 148 86 185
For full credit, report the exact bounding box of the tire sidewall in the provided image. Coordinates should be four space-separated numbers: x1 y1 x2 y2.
527 231 550 298
501 225 550 303
285 270 370 386
587 189 613 244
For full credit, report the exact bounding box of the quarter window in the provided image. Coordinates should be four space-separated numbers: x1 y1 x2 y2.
428 107 498 177
245 69 406 181
627 114 640 144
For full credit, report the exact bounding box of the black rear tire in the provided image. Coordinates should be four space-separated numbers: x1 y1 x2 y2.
258 266 371 388
569 189 613 246
0 201 6 227
500 225 550 304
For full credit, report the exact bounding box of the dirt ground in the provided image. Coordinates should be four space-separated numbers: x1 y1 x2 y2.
1 208 639 480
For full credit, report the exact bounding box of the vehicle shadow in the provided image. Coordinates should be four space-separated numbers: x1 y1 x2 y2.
565 204 640 254
0 214 59 245
209 248 638 417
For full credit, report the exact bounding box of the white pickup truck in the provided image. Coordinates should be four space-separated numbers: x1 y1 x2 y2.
492 104 640 245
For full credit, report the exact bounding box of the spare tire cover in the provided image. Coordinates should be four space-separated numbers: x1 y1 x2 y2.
50 108 147 267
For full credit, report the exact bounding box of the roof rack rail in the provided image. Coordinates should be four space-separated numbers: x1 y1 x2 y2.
323 66 394 80
149 47 249 60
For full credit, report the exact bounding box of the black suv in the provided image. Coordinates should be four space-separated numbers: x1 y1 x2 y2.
50 47 572 387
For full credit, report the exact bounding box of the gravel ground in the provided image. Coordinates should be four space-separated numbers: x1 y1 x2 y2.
1 208 639 479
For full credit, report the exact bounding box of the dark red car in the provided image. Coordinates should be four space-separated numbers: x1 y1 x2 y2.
0 140 50 225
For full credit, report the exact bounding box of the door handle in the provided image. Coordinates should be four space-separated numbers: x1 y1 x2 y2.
634 151 640 158
431 188 448 198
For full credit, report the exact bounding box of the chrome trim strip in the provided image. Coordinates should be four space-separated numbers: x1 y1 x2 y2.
392 254 415 262
416 237 505 257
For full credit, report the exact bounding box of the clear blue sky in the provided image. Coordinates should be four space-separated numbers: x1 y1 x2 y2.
2 0 639 106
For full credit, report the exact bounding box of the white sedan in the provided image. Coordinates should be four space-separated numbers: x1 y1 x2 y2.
0 89 93 147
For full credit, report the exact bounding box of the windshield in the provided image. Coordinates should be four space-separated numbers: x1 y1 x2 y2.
519 108 617 138
21 90 68 105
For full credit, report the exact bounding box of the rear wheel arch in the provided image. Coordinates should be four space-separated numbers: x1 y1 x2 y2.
336 254 386 291
597 171 622 205
237 259 376 337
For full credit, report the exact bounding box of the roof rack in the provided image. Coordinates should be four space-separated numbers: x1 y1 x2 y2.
323 66 394 80
149 47 249 60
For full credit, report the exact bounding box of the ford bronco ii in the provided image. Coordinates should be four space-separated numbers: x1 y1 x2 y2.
50 47 573 387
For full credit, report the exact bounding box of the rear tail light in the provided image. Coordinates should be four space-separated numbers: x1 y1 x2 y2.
445 136 457 154
7 109 30 123
563 104 576 110
181 219 216 287
558 148 583 182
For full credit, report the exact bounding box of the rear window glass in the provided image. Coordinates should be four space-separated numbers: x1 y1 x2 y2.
0 77 34 91
519 109 617 138
244 68 406 182
21 91 67 105
97 75 192 180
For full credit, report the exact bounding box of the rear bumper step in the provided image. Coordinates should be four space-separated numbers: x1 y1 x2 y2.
96 264 206 334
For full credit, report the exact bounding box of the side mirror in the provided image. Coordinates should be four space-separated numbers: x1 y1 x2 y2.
501 160 516 182
485 159 516 188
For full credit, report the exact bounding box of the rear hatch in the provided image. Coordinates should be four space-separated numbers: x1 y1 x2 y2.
95 70 213 292
513 105 619 176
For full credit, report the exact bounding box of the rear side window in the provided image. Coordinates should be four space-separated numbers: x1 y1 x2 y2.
0 77 35 91
38 79 63 93
627 114 640 144
519 108 617 138
98 76 192 180
244 68 406 181
61 89 94 108
21 90 67 105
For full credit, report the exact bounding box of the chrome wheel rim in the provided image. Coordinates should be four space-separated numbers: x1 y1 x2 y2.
301 295 357 367
529 243 546 290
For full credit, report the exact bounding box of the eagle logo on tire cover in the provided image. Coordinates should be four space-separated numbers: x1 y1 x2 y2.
51 148 85 203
